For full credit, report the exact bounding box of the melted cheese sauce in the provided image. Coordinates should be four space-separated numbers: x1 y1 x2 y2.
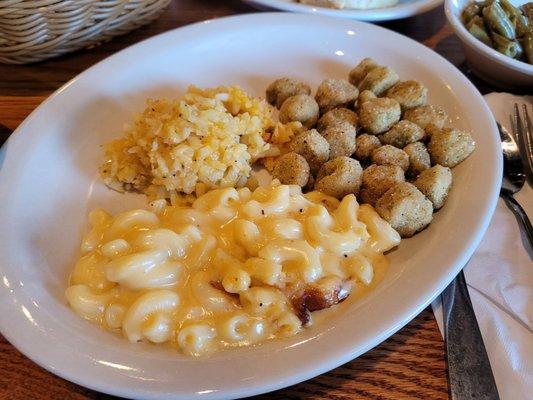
66 182 400 356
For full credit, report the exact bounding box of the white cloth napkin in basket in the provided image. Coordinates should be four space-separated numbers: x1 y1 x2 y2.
432 93 533 400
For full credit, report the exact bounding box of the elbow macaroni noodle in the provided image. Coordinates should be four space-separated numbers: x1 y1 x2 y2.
66 181 400 356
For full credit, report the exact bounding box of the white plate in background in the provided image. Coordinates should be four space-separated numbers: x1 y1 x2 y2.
243 0 443 21
0 12 501 400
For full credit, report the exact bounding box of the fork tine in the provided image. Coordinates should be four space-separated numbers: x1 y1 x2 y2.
512 103 525 154
519 104 533 176
513 103 526 152
512 103 521 138
521 104 533 153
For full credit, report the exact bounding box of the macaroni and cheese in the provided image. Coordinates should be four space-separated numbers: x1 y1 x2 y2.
66 181 400 356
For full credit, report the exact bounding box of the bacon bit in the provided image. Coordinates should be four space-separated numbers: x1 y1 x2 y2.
292 301 312 325
291 278 351 325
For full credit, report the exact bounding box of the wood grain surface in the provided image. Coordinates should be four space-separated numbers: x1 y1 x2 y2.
1 0 516 398
0 309 446 400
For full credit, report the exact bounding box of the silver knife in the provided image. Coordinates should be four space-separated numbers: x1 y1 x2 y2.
441 270 500 400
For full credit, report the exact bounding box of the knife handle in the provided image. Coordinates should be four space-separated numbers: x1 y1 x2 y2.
441 270 500 400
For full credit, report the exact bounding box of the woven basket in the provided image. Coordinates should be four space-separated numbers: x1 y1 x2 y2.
0 0 171 64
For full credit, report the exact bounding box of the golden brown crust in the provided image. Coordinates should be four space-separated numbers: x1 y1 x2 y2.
288 129 330 174
272 152 311 186
315 156 363 199
375 182 433 238
358 66 399 96
355 89 377 111
349 58 379 86
379 120 425 148
371 145 410 171
355 134 381 162
315 78 359 114
266 78 311 108
358 97 401 134
279 94 319 128
385 80 428 111
403 105 448 130
360 164 405 206
427 127 476 168
322 120 357 159
317 107 358 132
404 142 431 178
414 165 452 210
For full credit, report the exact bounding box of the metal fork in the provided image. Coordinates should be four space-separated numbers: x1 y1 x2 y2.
499 122 533 247
440 121 533 400
513 103 533 177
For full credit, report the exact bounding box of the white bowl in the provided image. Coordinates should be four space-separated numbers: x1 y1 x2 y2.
0 13 501 400
445 0 533 88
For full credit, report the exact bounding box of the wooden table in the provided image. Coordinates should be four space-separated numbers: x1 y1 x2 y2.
0 1 515 398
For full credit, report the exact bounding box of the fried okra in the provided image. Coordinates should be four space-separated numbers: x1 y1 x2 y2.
403 105 448 130
425 123 442 139
360 164 405 206
315 79 359 113
358 66 400 96
428 127 475 167
317 108 358 132
371 145 409 171
380 120 425 148
279 94 319 128
266 78 311 108
315 156 363 198
322 120 357 158
349 58 379 86
355 90 377 111
355 134 381 162
404 142 431 177
288 129 330 174
385 80 428 111
273 152 311 187
414 165 452 210
359 98 401 134
375 182 433 238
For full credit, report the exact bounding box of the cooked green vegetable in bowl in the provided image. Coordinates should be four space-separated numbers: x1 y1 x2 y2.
461 0 533 64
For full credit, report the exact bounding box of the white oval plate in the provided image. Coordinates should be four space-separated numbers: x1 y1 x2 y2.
243 0 443 21
0 12 500 400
